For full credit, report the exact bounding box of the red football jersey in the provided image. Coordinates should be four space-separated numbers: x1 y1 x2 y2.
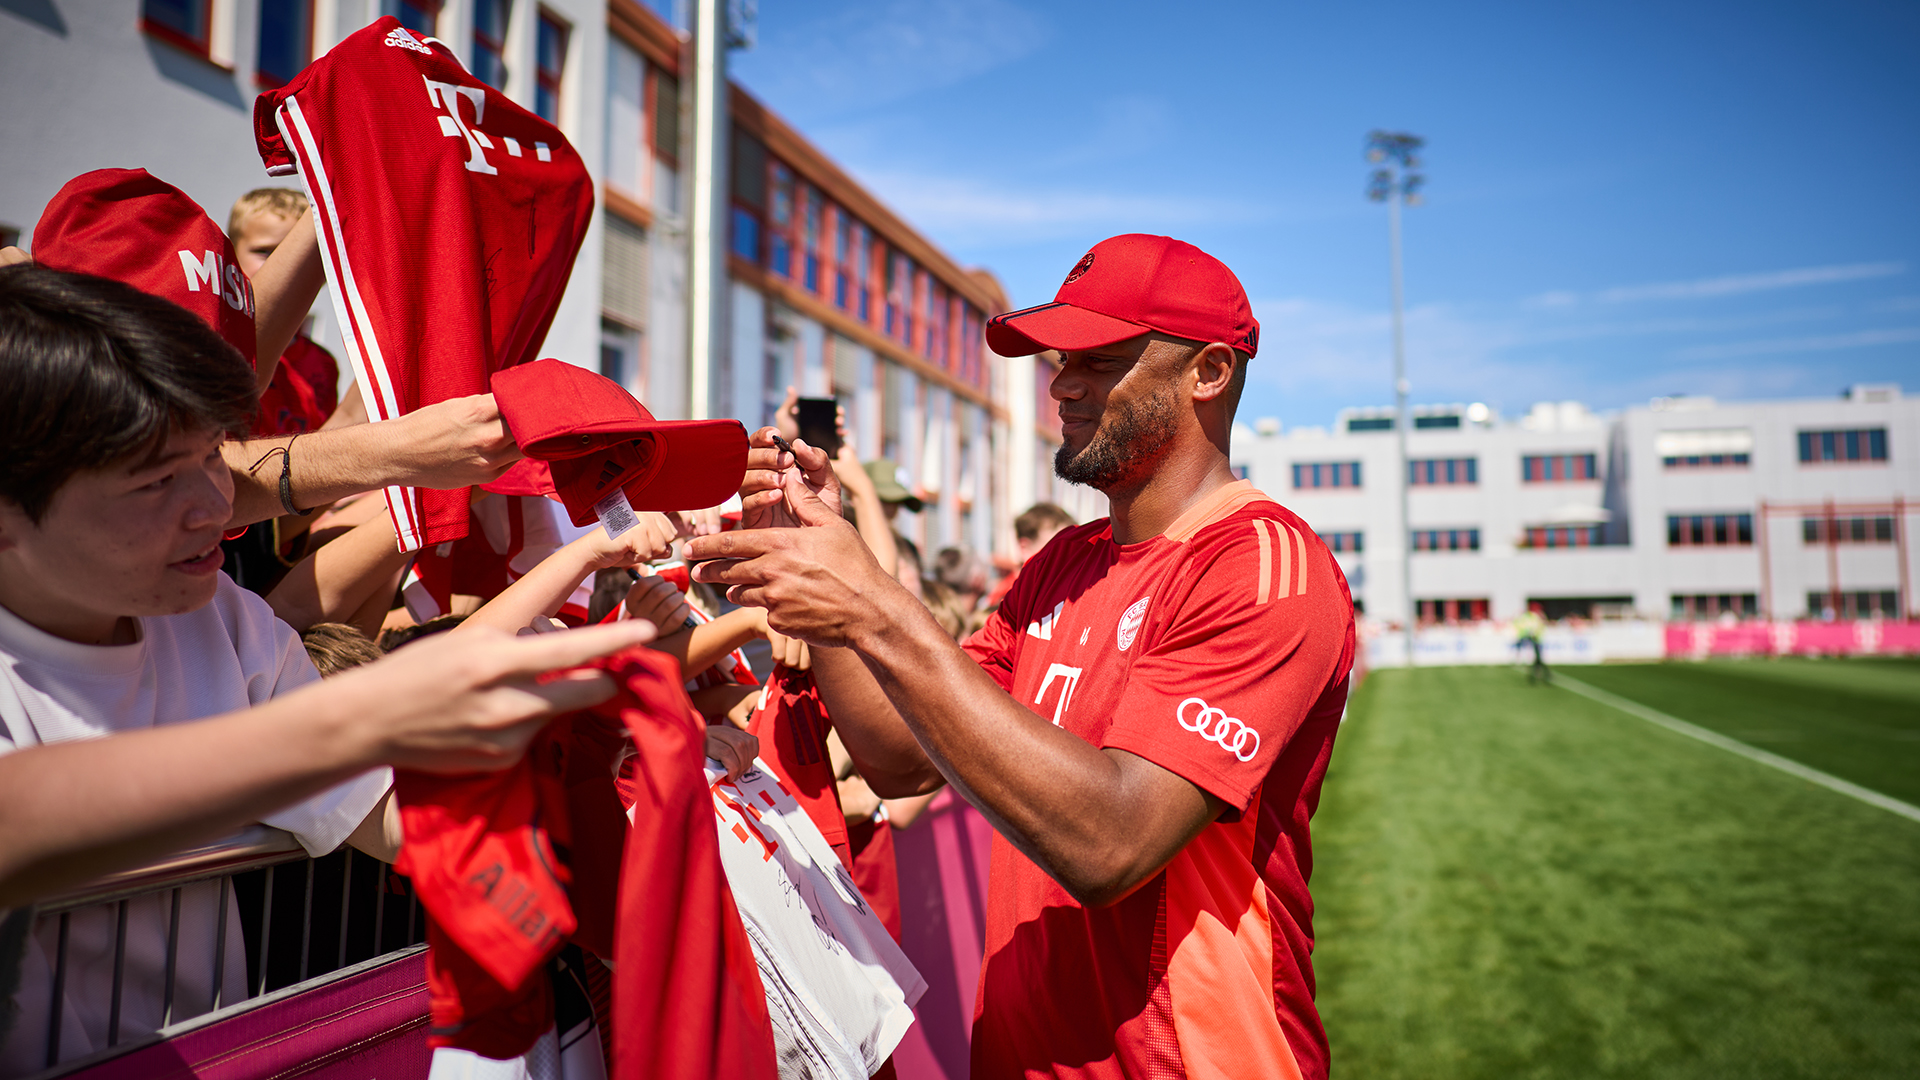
253 334 339 436
254 17 593 550
960 480 1355 1080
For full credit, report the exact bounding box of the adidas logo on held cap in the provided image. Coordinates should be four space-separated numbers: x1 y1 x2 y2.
985 234 1259 359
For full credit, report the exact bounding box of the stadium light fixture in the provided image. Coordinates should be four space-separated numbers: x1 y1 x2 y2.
1365 130 1426 661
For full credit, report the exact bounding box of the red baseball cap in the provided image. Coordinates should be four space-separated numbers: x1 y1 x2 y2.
985 234 1257 359
31 169 258 368
489 359 749 526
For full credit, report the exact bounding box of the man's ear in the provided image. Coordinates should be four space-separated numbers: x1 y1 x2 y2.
1189 343 1238 403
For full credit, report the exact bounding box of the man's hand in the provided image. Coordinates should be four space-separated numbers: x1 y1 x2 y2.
736 427 842 531
690 456 896 649
389 394 523 489
321 620 655 774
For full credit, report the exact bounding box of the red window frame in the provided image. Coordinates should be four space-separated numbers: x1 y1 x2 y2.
1521 453 1597 483
141 0 215 59
535 9 569 124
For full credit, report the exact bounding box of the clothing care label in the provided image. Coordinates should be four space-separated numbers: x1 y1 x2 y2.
697 758 926 1080
594 487 637 539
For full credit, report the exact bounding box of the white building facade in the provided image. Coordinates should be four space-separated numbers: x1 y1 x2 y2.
1231 386 1919 625
0 0 1096 560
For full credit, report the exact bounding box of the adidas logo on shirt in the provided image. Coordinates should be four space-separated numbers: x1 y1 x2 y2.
1025 601 1064 641
384 27 431 54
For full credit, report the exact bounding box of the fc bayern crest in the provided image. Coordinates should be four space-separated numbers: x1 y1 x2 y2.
1116 595 1150 651
1064 251 1095 285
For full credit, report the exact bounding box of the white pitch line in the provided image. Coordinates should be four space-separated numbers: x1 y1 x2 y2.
1553 672 1920 826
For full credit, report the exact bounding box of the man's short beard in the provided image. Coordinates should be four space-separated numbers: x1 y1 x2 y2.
1054 385 1179 491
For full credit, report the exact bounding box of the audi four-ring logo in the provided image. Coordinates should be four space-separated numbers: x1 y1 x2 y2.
1176 697 1260 762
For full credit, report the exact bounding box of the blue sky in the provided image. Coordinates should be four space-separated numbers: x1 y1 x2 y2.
727 0 1920 430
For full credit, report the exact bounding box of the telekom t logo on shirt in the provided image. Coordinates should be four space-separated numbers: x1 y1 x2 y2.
1034 663 1082 726
424 77 556 176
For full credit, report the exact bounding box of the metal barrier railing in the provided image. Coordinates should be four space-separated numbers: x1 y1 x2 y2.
22 828 427 1076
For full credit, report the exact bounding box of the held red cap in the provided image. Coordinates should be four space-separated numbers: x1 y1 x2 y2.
31 169 258 368
489 359 749 526
985 234 1257 359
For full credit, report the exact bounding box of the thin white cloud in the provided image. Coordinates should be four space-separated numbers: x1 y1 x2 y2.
1670 327 1920 361
733 0 1048 115
844 170 1257 246
1525 261 1906 307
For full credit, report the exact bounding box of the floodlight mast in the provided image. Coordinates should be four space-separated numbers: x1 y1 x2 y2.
1366 130 1425 664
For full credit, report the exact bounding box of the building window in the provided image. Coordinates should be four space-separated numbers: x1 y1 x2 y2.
1523 526 1599 549
534 11 567 123
1346 415 1393 433
1806 590 1901 619
142 0 212 55
255 0 311 87
1409 457 1477 486
1670 593 1758 621
1292 462 1362 489
1656 428 1753 468
833 215 851 308
1413 413 1461 430
1802 516 1896 544
768 163 793 278
468 0 509 87
651 70 679 161
962 306 984 387
1321 531 1364 553
1522 453 1597 482
1667 513 1753 547
885 252 910 339
801 188 821 292
600 213 647 330
1529 596 1632 621
1417 598 1488 624
1664 452 1748 468
729 206 760 262
856 227 873 321
390 0 440 35
1412 528 1480 552
1798 428 1887 464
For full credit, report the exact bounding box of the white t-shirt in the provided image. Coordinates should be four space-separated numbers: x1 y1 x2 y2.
0 574 391 1075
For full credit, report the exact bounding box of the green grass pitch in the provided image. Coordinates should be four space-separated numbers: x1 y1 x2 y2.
1310 659 1920 1079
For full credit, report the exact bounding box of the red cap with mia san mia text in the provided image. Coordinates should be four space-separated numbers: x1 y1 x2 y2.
487 359 749 527
31 169 258 368
985 234 1258 359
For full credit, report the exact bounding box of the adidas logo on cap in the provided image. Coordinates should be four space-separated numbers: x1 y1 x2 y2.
597 458 625 489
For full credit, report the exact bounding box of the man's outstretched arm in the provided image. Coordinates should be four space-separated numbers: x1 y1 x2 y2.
690 450 1224 907
223 393 522 527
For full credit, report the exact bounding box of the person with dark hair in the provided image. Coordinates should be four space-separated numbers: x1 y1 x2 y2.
692 235 1356 1080
0 265 402 1070
1014 503 1077 557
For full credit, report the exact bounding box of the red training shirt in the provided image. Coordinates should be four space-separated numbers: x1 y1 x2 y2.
253 334 340 436
960 480 1355 1080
